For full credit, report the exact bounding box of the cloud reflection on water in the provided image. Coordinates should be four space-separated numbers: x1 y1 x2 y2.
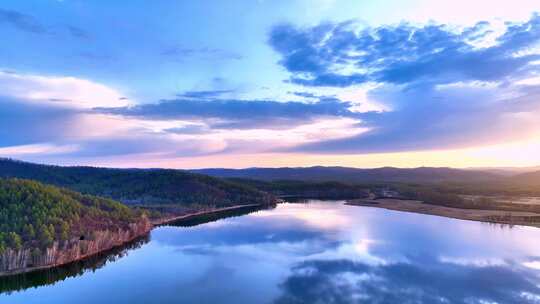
152 201 540 304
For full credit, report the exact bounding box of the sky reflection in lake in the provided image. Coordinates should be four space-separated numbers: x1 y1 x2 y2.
1 201 540 304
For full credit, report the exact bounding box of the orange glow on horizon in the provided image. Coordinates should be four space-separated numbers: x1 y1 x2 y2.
49 137 540 169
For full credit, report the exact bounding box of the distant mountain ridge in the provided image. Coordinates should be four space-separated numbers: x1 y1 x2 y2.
0 158 274 206
191 166 502 184
466 166 540 176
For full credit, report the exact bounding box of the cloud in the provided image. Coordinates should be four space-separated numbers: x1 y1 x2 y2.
292 82 540 153
0 71 154 156
269 14 540 87
176 89 236 99
165 124 211 135
65 135 225 158
0 8 46 33
268 15 540 153
0 95 81 147
77 52 114 61
288 91 334 99
97 97 361 130
4 11 540 162
65 25 91 39
0 143 79 156
0 69 367 161
161 46 243 61
0 71 130 108
0 8 90 39
0 95 227 158
275 258 540 304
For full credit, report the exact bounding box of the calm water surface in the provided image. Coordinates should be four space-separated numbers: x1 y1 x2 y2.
1 201 540 304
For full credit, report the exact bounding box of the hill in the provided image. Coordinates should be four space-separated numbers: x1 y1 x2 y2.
0 178 146 252
0 159 275 207
466 166 540 176
510 170 540 186
192 166 501 184
228 178 370 199
0 178 154 275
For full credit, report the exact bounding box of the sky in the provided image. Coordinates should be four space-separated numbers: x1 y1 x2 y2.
1 0 540 169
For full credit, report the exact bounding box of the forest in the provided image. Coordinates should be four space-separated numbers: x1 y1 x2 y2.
1 158 539 254
229 178 372 199
0 178 145 254
0 159 276 207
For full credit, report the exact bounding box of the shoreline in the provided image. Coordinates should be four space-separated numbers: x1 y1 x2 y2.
151 203 271 226
0 220 152 277
0 234 151 278
347 199 540 229
0 203 274 278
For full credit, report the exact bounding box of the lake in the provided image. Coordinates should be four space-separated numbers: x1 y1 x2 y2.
1 200 540 304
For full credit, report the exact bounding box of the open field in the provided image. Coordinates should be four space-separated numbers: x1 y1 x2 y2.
347 198 540 228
